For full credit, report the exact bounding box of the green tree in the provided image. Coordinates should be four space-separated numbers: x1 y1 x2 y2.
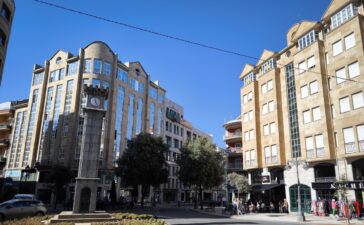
115 133 168 208
177 137 225 210
49 164 72 210
227 172 250 200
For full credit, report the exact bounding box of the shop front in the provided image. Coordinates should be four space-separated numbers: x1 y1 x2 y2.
312 181 364 202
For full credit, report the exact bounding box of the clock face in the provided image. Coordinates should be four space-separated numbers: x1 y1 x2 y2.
90 97 101 107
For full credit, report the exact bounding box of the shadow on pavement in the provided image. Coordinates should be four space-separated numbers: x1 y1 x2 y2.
173 223 257 225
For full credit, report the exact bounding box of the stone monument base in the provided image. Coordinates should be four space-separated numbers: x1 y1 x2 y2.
48 211 116 224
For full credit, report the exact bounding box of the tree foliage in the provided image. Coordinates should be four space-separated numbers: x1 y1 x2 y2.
227 172 250 194
115 132 169 208
177 137 225 209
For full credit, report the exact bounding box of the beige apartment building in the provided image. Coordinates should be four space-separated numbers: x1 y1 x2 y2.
240 0 364 212
0 0 14 85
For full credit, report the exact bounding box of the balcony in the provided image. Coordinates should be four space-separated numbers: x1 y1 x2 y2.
226 147 242 153
315 177 336 183
228 162 243 170
223 132 242 142
0 124 11 131
359 140 364 152
345 142 356 154
0 139 9 147
223 119 241 130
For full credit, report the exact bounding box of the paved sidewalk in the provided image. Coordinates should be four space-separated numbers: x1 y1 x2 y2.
189 207 364 224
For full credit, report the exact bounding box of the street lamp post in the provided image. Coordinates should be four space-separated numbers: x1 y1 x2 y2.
286 159 307 222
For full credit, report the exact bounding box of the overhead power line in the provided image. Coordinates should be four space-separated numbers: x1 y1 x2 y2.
33 0 364 85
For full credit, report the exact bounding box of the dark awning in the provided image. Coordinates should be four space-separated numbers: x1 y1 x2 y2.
250 183 285 192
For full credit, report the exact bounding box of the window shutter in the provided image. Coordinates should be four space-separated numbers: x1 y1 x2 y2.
264 146 270 157
301 85 308 98
299 61 306 74
313 107 321 121
303 110 311 124
271 145 277 156
310 81 318 94
357 125 364 141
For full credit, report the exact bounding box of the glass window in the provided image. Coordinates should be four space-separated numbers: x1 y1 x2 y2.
264 146 270 157
298 61 306 74
271 145 277 156
336 67 346 84
243 95 248 104
149 103 155 133
310 81 318 94
343 127 355 143
93 59 102 74
345 33 356 50
331 4 358 29
149 86 157 99
33 72 43 86
298 30 318 50
157 92 164 104
261 58 276 74
340 96 350 113
263 124 269 136
67 61 78 75
117 68 128 82
102 80 109 89
307 56 315 69
305 136 314 150
247 92 253 101
352 92 364 109
267 80 273 91
1 3 11 21
242 72 256 88
261 83 267 94
333 40 343 56
348 61 360 78
244 131 249 141
84 59 91 73
270 122 276 134
325 52 330 65
303 110 311 124
312 107 321 121
103 62 111 76
126 94 135 139
268 101 274 112
262 103 268 115
249 130 254 140
315 134 324 148
250 150 256 160
301 85 308 98
92 79 100 87
331 104 335 118
357 125 364 141
249 110 253 120
243 113 248 122
245 151 250 161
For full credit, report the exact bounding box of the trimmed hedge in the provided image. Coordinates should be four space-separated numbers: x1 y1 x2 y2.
112 213 155 220
92 219 165 225
2 216 72 225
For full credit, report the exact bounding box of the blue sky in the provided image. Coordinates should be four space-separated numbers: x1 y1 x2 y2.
0 0 331 147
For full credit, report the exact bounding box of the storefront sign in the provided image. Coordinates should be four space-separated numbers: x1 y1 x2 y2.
312 181 364 190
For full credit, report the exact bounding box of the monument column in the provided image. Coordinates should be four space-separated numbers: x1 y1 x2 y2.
73 85 108 213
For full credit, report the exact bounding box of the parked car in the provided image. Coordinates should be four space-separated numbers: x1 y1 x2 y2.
13 194 37 200
0 199 46 221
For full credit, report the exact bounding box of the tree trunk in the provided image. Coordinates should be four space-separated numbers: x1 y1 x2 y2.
199 186 203 210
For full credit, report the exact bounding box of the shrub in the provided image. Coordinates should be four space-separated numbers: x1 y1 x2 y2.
3 216 72 225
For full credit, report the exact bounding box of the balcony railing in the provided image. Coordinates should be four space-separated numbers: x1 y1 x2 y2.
345 142 356 153
315 177 336 183
307 149 314 159
359 140 364 152
0 124 11 130
228 163 242 170
223 132 242 141
316 147 325 157
0 139 10 146
227 147 242 153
